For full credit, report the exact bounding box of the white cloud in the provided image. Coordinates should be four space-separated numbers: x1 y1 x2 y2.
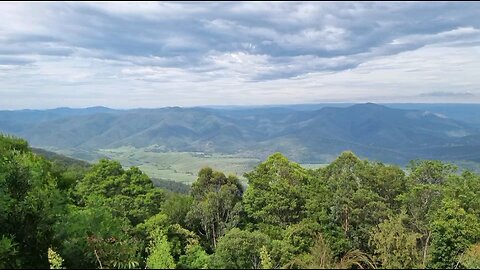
390 27 480 46
0 2 479 109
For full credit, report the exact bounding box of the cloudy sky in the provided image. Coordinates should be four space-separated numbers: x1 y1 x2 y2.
1 1 480 109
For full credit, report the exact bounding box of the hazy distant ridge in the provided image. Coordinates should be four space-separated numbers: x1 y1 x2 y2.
2 103 480 164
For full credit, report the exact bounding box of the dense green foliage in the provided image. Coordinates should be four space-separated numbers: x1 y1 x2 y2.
146 230 175 269
1 134 480 269
212 228 270 269
187 167 243 251
244 153 309 228
76 159 165 226
0 135 66 268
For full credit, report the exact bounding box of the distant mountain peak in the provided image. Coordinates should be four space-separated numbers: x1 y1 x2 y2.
353 102 386 108
49 106 113 111
87 106 111 110
342 103 391 113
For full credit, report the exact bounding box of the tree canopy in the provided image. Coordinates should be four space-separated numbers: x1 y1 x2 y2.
1 134 480 269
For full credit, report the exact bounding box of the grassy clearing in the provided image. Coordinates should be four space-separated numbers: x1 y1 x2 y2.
97 147 261 184
49 146 329 184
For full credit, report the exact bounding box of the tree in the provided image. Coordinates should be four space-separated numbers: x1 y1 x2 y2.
398 183 443 267
146 230 175 269
213 228 271 269
76 159 165 226
86 235 141 269
190 167 243 200
0 134 29 153
178 243 212 269
243 153 309 228
429 199 480 269
53 203 141 269
161 193 193 227
136 211 200 264
186 167 243 250
322 152 371 238
362 162 407 209
460 243 480 269
370 212 422 268
283 220 323 255
0 135 66 268
397 160 458 267
4 133 480 269
165 224 200 263
407 160 457 185
444 171 480 217
287 234 375 269
312 152 394 254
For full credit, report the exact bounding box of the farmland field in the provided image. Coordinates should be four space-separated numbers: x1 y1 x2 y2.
46 146 329 184
97 147 262 184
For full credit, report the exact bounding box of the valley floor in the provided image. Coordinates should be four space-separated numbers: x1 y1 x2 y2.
47 146 328 184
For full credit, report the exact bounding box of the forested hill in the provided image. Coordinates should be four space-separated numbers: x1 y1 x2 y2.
2 103 480 164
1 134 480 269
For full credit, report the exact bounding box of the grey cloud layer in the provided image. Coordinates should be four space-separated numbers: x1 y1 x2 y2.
1 2 480 108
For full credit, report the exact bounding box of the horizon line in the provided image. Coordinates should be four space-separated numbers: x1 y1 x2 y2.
3 101 480 111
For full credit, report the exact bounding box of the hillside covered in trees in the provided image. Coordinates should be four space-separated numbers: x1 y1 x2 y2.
3 103 480 165
1 134 480 269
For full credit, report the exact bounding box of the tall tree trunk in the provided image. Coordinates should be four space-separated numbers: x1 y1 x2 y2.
422 230 431 267
212 223 217 249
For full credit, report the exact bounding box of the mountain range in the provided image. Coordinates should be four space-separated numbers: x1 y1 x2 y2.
2 103 480 165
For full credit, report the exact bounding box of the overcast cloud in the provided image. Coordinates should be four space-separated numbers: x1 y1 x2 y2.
1 1 480 109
